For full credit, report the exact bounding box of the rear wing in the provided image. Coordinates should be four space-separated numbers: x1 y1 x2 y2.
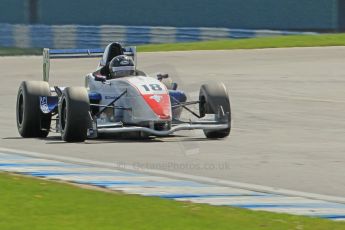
43 46 137 82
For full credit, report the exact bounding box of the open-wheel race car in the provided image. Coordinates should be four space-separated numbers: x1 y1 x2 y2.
16 42 231 142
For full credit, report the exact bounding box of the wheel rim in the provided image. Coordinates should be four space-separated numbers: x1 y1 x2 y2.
17 92 24 126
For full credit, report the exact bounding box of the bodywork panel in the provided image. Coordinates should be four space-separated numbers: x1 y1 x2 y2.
86 75 172 124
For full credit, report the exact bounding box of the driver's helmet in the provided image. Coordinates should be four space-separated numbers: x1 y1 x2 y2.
108 55 135 79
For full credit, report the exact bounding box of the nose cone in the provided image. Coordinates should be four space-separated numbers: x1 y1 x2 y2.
142 94 171 120
126 76 172 120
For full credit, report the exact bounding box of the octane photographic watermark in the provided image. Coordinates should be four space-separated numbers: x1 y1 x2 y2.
115 161 231 171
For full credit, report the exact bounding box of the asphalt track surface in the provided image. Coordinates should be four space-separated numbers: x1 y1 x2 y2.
1 47 344 197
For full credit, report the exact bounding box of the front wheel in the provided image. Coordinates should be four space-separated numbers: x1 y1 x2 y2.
59 87 90 142
199 82 231 139
16 81 51 138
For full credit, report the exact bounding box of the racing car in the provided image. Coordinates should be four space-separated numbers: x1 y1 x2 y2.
16 42 231 142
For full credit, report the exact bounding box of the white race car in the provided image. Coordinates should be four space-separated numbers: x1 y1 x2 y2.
16 42 231 142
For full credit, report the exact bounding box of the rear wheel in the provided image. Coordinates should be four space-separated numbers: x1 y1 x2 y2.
59 87 90 142
199 82 231 139
16 81 51 138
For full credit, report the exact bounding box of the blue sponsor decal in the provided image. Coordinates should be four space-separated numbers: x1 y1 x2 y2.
40 96 59 114
105 95 117 100
89 92 102 101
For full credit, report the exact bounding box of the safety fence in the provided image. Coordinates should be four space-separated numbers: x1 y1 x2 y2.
0 24 316 49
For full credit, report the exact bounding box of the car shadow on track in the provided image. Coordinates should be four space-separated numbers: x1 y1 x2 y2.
2 137 23 140
3 135 214 144
42 135 212 144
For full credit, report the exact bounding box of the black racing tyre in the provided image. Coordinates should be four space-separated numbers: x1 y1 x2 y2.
199 82 231 139
59 87 90 142
16 81 51 138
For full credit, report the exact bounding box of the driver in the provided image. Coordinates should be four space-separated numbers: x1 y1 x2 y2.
108 55 135 79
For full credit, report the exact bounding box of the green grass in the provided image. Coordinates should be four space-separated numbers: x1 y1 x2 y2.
0 172 344 230
138 33 345 52
0 47 42 56
1 33 345 56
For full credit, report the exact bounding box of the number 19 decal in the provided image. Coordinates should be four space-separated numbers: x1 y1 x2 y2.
142 84 163 92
